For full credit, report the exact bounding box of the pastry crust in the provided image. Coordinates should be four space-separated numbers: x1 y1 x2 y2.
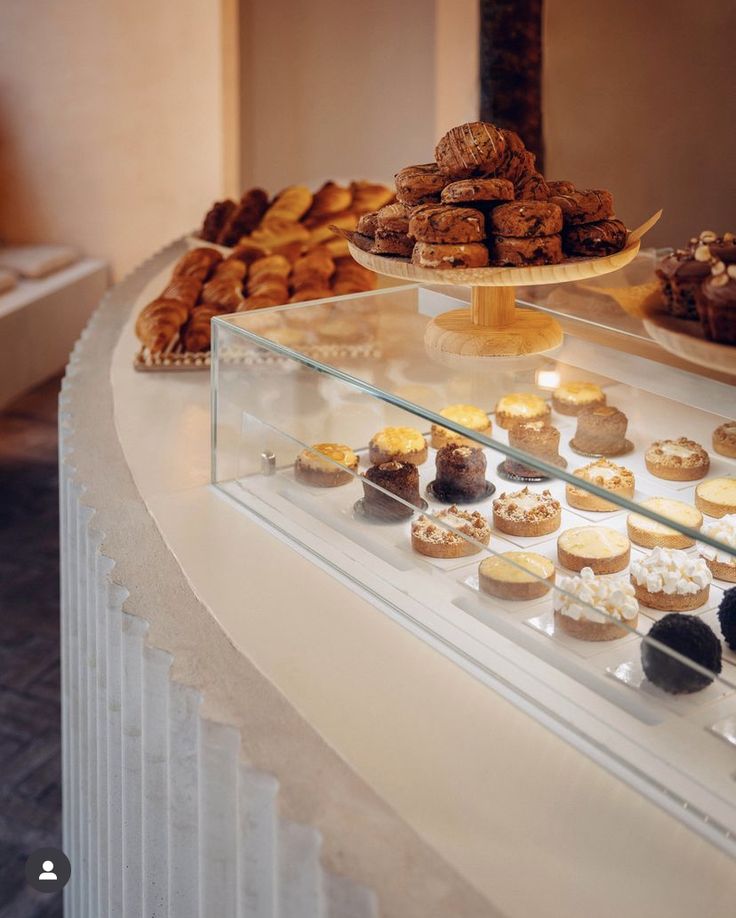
627 497 703 548
557 526 630 574
369 427 428 466
411 507 490 558
394 163 446 205
489 202 563 237
440 178 514 204
549 189 614 225
645 438 710 482
552 382 606 416
554 611 634 643
411 242 489 269
434 121 507 178
295 443 359 487
492 487 561 537
408 204 485 244
491 234 562 267
565 459 635 511
478 552 555 600
713 422 736 458
632 582 709 612
695 477 736 518
494 393 550 429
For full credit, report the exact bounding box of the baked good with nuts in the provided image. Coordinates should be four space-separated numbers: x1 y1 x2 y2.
492 487 561 537
645 437 710 482
411 507 490 558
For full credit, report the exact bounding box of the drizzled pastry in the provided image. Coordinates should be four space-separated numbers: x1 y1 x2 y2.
494 393 550 430
630 547 712 611
434 121 507 178
549 189 614 226
489 202 563 238
369 427 428 466
699 514 736 582
563 219 627 257
642 614 722 694
492 487 561 537
627 497 703 549
411 507 490 558
408 204 485 245
394 163 446 205
557 526 630 574
295 443 359 487
440 177 514 206
411 242 489 269
478 551 555 601
491 234 563 267
645 438 710 482
566 459 635 512
554 567 638 642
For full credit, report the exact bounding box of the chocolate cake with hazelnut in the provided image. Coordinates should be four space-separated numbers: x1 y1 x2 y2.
431 444 491 503
361 461 424 521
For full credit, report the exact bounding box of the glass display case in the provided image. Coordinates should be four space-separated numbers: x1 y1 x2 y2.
211 275 736 855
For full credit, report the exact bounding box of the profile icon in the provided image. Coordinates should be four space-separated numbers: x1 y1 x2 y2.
39 860 58 881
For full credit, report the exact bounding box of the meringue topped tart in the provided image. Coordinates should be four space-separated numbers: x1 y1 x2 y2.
627 497 703 549
630 547 712 611
554 567 639 641
700 514 736 582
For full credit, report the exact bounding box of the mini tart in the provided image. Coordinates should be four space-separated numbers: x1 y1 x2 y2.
492 487 561 537
644 437 710 482
411 507 490 559
557 526 630 574
566 459 635 512
713 421 736 458
700 514 736 582
369 426 428 466
695 477 736 518
494 393 550 430
431 404 492 448
554 567 639 642
630 547 712 611
627 497 702 549
294 443 358 487
552 382 606 416
478 551 555 601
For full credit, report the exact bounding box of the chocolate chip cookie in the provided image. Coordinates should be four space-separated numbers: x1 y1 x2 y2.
550 189 614 225
435 122 507 178
515 172 550 201
395 163 447 205
376 202 413 233
412 242 489 269
409 204 485 244
489 202 563 237
491 235 563 267
440 177 514 205
563 219 627 257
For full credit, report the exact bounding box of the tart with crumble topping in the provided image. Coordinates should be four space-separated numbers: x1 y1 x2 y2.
565 459 635 511
492 487 561 537
645 437 710 482
411 506 490 558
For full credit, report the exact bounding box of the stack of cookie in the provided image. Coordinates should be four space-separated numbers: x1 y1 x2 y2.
350 119 626 268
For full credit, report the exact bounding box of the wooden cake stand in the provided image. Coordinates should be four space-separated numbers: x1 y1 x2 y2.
347 211 661 358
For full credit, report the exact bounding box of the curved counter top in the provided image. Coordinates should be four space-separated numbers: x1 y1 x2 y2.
61 239 736 918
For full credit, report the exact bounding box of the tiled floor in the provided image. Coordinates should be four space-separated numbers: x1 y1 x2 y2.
0 377 62 917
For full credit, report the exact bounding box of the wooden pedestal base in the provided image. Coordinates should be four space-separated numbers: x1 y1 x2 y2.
424 287 563 357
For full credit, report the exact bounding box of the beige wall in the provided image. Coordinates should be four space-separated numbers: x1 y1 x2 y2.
0 0 236 279
544 0 736 248
239 0 478 191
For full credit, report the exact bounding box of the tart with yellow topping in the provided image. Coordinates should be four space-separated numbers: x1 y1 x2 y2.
430 404 492 449
494 393 550 430
695 477 736 518
552 381 606 416
295 443 359 487
368 426 428 465
478 551 555 600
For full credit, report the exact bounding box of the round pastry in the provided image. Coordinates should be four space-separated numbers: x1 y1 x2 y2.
656 244 712 320
440 177 514 205
571 405 629 456
645 438 710 482
431 404 492 449
489 202 563 238
717 587 736 650
355 211 379 237
494 393 550 429
566 459 635 512
394 163 446 205
478 551 555 601
506 421 566 477
376 202 413 233
361 461 423 521
500 148 537 185
713 421 736 458
627 497 703 549
563 219 627 257
492 487 561 537
373 231 414 257
411 506 490 558
694 261 736 344
369 426 428 466
630 547 712 611
699 514 736 582
432 444 488 503
549 189 614 226
695 477 736 518
491 234 563 267
547 180 576 195
294 443 359 487
641 614 722 695
552 381 606 416
411 242 489 269
514 172 550 202
434 121 507 178
557 526 630 574
554 567 638 642
408 204 485 244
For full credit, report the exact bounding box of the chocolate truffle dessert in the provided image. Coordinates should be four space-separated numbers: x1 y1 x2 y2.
696 261 736 345
641 614 722 695
572 405 630 456
505 421 566 478
656 231 736 321
361 461 423 521
717 587 736 650
431 444 489 503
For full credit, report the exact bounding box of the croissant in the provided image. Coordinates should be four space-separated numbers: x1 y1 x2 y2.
135 298 189 352
161 275 202 311
240 294 283 311
248 218 310 248
349 181 394 213
290 249 335 289
304 181 353 224
200 200 236 242
217 188 269 246
172 247 222 281
289 287 332 303
200 274 245 311
249 254 291 281
182 304 222 353
261 185 313 225
307 210 358 245
229 241 270 265
248 280 288 303
322 237 350 258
